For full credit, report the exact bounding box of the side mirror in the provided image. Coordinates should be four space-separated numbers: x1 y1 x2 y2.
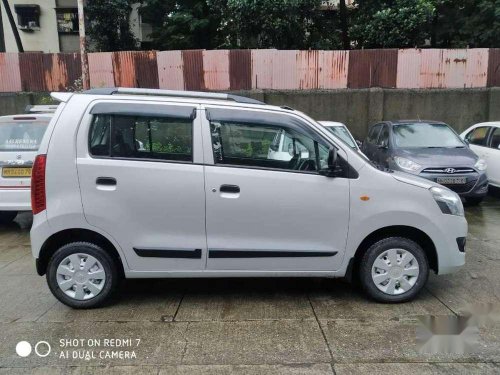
319 148 339 177
378 142 388 150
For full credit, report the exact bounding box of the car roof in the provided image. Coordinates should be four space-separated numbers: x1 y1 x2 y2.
318 121 346 127
469 122 500 128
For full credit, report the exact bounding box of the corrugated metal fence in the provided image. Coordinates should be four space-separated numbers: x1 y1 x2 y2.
1 48 499 92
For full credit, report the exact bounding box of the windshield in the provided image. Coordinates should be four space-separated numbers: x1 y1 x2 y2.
393 123 465 148
325 126 357 149
0 120 50 151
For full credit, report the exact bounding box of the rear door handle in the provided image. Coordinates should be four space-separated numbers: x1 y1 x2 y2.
96 177 117 186
220 184 240 193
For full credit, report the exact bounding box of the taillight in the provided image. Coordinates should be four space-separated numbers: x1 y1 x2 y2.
31 155 47 215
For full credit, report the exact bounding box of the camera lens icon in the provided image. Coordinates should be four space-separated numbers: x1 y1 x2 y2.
16 341 51 357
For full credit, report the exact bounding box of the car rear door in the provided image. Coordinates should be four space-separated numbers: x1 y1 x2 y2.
76 101 207 273
486 127 500 186
201 106 350 272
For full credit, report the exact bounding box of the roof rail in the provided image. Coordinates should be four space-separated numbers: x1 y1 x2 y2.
25 105 59 113
83 87 265 105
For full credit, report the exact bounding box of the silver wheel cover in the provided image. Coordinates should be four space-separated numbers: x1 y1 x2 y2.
56 253 106 300
371 248 420 295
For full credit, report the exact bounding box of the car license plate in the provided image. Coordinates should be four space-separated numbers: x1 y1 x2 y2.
1 167 32 178
437 176 466 185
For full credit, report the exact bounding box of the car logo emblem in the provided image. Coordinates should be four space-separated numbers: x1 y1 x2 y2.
444 168 456 174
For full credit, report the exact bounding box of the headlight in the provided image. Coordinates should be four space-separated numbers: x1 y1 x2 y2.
474 158 487 171
430 186 464 216
394 156 422 172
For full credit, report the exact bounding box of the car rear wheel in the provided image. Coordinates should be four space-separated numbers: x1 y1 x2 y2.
0 211 17 224
46 242 119 309
360 237 429 303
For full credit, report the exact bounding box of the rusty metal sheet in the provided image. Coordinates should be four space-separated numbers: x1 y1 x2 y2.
229 50 251 90
419 49 445 88
18 53 47 92
297 50 319 89
465 49 488 88
442 49 468 88
89 52 115 88
272 50 298 90
348 49 398 88
43 53 81 91
112 51 159 89
251 49 275 89
134 51 159 88
203 50 230 91
182 50 205 91
487 48 500 87
157 50 184 90
0 53 22 92
396 49 421 89
318 50 348 89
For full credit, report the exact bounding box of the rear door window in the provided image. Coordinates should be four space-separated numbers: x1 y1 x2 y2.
489 127 500 149
0 119 50 151
465 126 490 146
89 114 193 162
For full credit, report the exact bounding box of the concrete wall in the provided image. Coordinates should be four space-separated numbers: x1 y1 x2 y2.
1 88 499 140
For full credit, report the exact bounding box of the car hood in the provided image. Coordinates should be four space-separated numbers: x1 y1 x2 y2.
395 147 478 167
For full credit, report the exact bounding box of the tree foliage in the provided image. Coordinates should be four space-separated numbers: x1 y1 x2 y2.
86 0 138 52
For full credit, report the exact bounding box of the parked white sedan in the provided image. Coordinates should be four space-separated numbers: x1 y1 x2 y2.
319 121 362 152
461 122 500 188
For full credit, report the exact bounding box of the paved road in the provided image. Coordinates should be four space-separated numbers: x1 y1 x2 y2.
0 197 499 374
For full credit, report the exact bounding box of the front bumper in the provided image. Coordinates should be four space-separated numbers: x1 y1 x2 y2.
418 171 488 198
0 188 31 211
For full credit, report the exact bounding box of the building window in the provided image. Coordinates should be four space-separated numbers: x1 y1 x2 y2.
14 4 40 31
56 8 78 33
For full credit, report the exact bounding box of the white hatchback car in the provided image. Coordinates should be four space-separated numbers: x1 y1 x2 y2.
461 122 500 188
0 112 53 223
318 121 361 152
31 88 467 308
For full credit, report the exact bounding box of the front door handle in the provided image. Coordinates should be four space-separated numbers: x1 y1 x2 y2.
220 184 240 193
96 177 117 186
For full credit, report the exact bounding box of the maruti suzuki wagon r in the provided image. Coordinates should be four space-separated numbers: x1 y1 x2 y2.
30 88 467 308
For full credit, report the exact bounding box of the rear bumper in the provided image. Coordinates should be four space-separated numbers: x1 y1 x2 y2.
0 188 31 211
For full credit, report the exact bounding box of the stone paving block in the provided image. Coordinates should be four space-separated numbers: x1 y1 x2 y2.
334 362 500 375
180 320 331 365
175 292 314 321
321 319 500 363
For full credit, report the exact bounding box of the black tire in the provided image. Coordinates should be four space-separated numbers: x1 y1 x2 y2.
0 211 18 224
46 242 119 309
465 197 484 206
359 237 429 303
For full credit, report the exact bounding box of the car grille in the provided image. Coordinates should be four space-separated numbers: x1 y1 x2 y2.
422 167 475 174
440 178 478 194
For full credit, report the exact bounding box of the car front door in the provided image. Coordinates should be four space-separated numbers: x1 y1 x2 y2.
375 125 390 168
201 107 350 272
76 101 206 272
362 123 382 161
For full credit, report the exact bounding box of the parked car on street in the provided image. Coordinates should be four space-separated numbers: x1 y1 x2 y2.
31 89 467 308
460 122 500 189
361 120 488 205
318 121 361 152
0 113 53 223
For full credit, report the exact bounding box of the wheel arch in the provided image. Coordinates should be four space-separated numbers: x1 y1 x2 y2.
36 228 125 278
347 225 438 281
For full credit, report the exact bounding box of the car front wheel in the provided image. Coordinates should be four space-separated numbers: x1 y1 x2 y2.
360 237 429 303
46 242 119 309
